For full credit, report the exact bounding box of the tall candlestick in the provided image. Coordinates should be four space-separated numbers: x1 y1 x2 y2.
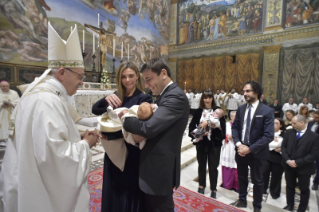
121 42 123 59
83 30 85 52
113 39 115 57
98 14 100 27
127 43 129 61
71 26 73 32
93 34 95 53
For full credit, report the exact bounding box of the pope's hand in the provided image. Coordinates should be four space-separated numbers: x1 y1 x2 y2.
105 94 122 108
83 129 100 148
118 109 128 119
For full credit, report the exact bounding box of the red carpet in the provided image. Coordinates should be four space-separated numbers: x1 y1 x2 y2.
89 167 245 212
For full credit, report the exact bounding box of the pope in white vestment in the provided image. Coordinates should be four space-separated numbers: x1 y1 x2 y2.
0 23 100 212
0 81 20 145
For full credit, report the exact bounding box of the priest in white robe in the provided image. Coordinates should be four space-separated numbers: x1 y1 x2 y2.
224 88 239 118
0 81 20 147
0 23 100 212
282 97 298 120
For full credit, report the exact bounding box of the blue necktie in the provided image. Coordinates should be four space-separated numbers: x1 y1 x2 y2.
244 105 251 144
297 131 301 139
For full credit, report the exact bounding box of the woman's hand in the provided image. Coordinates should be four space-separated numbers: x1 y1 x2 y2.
275 147 281 152
105 94 122 108
132 134 146 143
199 120 208 130
228 134 233 140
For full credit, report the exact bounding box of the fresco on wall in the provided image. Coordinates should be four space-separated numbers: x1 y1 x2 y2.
285 0 319 28
0 0 170 70
177 0 264 46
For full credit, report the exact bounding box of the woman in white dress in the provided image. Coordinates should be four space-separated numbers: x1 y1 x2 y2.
220 111 238 191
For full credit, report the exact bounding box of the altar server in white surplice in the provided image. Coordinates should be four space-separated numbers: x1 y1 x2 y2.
0 81 20 147
282 97 298 120
0 23 100 212
224 88 239 118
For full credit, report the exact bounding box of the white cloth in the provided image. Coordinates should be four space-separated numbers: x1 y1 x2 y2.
0 77 91 212
311 122 319 132
209 116 220 128
0 89 19 140
220 122 237 168
214 93 221 107
186 92 194 106
298 102 313 112
282 102 298 119
237 94 246 106
225 92 239 110
191 93 201 109
269 131 283 151
236 100 259 147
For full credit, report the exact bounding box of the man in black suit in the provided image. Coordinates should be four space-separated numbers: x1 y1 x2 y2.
306 110 319 190
121 58 189 212
230 81 274 212
281 115 319 212
269 98 282 118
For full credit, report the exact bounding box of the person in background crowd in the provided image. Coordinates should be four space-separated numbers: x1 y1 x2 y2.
220 111 238 192
314 102 319 111
190 89 201 115
299 105 311 123
0 81 20 147
285 109 296 129
269 99 282 118
281 115 319 212
224 88 239 119
237 90 246 106
230 81 274 212
259 94 267 104
214 89 221 107
263 118 286 199
189 89 225 199
298 97 313 111
307 110 319 191
282 98 298 120
186 88 194 115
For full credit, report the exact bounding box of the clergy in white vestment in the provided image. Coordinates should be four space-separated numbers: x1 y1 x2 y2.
186 89 194 114
0 23 100 212
237 90 246 106
0 81 20 147
298 97 313 111
224 88 239 118
214 89 221 107
282 97 298 120
220 111 238 191
190 91 201 115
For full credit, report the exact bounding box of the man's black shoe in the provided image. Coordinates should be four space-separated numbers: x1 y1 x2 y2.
311 183 318 190
283 205 294 211
198 187 205 194
253 208 261 212
229 200 247 208
210 191 216 199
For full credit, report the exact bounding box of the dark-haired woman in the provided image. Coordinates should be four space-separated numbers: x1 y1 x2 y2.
263 118 286 199
188 89 226 199
92 62 152 212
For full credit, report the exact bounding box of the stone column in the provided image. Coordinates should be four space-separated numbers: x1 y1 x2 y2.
264 0 284 32
168 57 178 83
169 0 178 48
262 45 282 104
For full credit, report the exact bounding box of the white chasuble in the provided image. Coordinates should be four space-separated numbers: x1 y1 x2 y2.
0 77 91 212
0 89 19 140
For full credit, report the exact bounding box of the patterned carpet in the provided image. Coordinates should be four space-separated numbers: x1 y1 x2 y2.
88 167 245 212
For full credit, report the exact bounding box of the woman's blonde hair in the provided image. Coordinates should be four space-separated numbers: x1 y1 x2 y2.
285 109 296 125
116 62 144 101
299 105 309 119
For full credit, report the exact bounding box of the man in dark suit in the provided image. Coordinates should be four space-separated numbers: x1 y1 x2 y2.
230 81 274 212
307 110 319 190
120 58 189 212
281 115 319 212
269 98 282 118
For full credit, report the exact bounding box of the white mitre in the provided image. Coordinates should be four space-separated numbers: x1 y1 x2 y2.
21 22 84 97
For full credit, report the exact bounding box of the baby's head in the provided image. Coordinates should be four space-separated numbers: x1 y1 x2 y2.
137 102 153 120
212 109 224 118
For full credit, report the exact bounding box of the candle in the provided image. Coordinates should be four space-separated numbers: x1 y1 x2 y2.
184 82 186 90
121 42 123 59
98 14 100 27
113 39 115 57
83 30 85 52
93 33 95 53
127 43 129 61
71 26 73 32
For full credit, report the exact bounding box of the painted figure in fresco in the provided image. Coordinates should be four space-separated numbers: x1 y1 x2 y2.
301 1 314 24
127 0 137 15
119 8 130 32
183 22 188 43
197 19 203 39
253 9 261 32
226 19 240 36
239 12 247 35
187 20 195 43
245 6 253 33
138 0 147 19
0 0 40 44
106 18 116 33
286 0 301 27
194 20 198 40
21 0 51 36
85 24 116 67
179 23 185 45
218 11 227 37
207 15 216 41
104 0 117 12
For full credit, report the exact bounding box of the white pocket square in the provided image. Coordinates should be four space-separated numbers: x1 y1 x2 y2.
256 115 263 117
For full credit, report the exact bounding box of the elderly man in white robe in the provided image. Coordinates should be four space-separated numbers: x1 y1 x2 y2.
0 23 100 212
282 97 298 120
0 81 19 147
